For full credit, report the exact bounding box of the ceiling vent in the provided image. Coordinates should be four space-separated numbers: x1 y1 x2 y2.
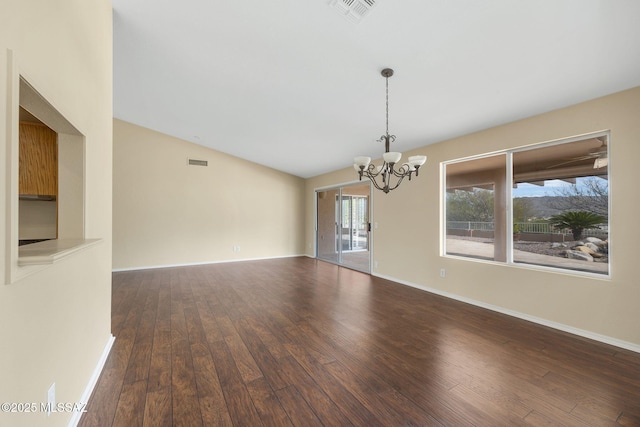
188 159 208 166
327 0 378 24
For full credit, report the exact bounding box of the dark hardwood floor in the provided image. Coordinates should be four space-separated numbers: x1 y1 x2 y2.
78 257 640 426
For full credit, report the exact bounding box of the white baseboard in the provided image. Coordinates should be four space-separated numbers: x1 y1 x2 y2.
112 254 306 272
373 272 640 354
68 334 115 427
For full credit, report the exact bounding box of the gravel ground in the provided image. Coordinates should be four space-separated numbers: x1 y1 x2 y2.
450 236 609 263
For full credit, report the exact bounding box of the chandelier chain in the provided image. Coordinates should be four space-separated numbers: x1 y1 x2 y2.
385 74 389 135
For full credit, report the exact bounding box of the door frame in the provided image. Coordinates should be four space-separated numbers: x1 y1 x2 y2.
314 180 373 273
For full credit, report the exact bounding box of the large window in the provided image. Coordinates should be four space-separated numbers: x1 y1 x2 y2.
444 134 610 276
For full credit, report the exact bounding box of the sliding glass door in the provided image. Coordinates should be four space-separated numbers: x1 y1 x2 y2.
316 183 371 272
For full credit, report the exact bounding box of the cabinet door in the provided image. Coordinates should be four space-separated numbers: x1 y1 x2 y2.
19 122 58 196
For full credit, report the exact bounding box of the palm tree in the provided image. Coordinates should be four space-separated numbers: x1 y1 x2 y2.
549 211 606 241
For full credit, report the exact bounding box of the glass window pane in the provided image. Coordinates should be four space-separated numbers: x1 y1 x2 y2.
317 189 339 263
445 155 507 261
512 137 609 275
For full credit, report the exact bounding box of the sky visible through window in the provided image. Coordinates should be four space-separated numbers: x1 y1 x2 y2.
513 177 608 198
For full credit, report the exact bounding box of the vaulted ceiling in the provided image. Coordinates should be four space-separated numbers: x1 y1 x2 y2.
112 0 640 178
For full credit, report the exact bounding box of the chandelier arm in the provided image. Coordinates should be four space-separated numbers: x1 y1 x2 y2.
364 163 381 177
366 175 387 193
363 163 406 194
387 174 406 192
392 166 411 178
369 170 400 193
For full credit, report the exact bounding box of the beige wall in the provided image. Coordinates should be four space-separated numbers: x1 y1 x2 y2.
112 119 305 270
305 86 640 349
0 1 113 426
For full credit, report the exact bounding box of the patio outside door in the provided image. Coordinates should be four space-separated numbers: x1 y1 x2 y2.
316 183 371 272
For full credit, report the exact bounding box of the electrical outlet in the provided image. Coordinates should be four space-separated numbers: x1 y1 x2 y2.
374 261 379 269
440 268 446 278
47 383 55 416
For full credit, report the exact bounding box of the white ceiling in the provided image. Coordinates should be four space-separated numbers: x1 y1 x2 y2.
112 0 640 178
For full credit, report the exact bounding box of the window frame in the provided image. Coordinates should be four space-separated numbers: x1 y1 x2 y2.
442 132 611 279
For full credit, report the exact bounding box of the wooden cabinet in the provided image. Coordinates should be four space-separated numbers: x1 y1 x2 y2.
19 122 58 196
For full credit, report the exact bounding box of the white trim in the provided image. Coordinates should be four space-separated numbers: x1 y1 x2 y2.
68 334 115 427
4 48 20 285
506 152 514 263
313 189 318 258
368 183 374 274
373 272 640 354
111 254 306 273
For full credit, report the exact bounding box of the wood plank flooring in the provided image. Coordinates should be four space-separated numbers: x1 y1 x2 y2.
78 257 640 426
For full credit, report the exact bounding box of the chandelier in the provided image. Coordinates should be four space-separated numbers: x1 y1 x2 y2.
354 68 427 193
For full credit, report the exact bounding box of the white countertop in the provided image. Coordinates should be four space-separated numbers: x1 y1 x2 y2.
18 238 103 266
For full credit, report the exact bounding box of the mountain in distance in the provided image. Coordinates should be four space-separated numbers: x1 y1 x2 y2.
516 196 561 218
515 195 607 219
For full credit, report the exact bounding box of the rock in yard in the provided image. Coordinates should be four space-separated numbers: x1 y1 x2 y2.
575 245 597 255
585 242 601 252
576 245 604 258
565 250 594 262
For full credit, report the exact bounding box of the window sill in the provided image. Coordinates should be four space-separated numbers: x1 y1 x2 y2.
18 238 102 266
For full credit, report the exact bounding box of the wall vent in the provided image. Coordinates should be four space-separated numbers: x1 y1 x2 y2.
327 0 378 24
188 159 208 166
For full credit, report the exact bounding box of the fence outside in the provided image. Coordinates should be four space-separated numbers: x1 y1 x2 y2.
447 221 608 239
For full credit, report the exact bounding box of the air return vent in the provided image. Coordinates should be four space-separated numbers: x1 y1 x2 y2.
188 159 208 166
327 0 378 23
